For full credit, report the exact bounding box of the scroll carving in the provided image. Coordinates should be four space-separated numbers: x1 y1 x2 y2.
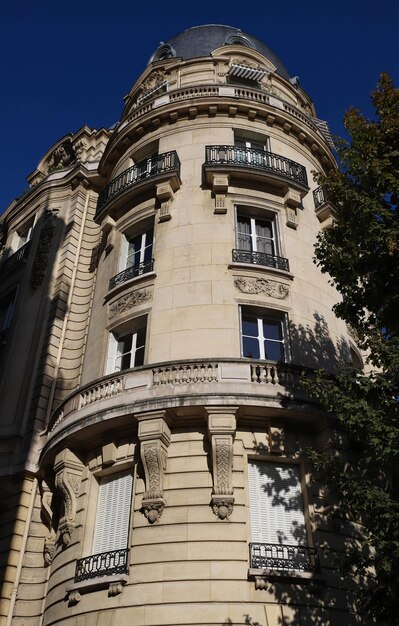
206 407 238 519
40 480 56 565
234 277 289 299
137 413 171 524
109 289 152 318
47 139 76 173
141 69 166 93
54 449 83 546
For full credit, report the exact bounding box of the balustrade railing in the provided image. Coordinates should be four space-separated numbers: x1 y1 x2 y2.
109 260 154 291
313 185 328 208
74 548 129 582
0 241 31 276
153 362 218 385
205 145 308 186
232 248 289 272
250 362 304 387
250 542 319 572
96 151 180 214
79 376 124 408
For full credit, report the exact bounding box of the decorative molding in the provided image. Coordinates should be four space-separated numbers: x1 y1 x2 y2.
137 412 171 523
30 210 56 289
47 139 76 173
54 449 83 546
206 407 238 519
109 289 152 318
141 69 166 93
234 277 289 299
39 480 56 565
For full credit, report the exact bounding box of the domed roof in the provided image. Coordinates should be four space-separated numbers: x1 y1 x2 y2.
148 25 290 79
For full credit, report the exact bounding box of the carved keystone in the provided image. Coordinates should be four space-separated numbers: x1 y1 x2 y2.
54 449 83 546
206 407 238 519
137 411 171 523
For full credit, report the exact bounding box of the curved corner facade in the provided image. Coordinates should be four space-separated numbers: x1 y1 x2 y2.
0 25 368 626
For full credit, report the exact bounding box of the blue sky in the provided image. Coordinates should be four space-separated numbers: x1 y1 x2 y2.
1 0 398 212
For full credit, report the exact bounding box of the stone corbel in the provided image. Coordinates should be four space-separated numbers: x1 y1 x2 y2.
54 449 84 546
137 411 171 523
210 174 229 214
39 480 56 565
283 187 303 229
156 182 174 222
206 407 238 519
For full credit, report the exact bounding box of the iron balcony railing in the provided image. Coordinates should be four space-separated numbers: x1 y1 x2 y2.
74 548 129 582
109 259 154 291
313 185 328 208
97 150 180 214
0 241 31 276
205 145 308 186
232 248 290 272
250 542 319 573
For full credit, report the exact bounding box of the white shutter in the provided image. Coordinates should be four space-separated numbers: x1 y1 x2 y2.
93 472 133 554
248 461 306 546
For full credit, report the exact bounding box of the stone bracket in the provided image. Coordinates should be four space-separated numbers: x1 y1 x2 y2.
206 407 238 519
156 182 174 222
54 448 83 546
137 411 171 523
210 174 229 214
39 479 56 565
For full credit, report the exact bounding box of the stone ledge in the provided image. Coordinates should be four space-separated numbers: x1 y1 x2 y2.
66 574 129 603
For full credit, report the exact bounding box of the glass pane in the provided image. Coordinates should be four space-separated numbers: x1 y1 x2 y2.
237 215 251 233
242 315 258 337
134 346 145 367
263 321 282 340
243 337 260 359
255 220 272 239
256 237 274 255
136 326 146 349
118 334 132 353
264 340 284 361
121 352 132 370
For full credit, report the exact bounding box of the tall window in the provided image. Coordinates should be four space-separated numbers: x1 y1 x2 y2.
92 472 133 555
248 461 306 546
126 227 153 271
107 319 147 374
237 214 276 257
16 218 34 250
234 136 271 166
241 310 287 361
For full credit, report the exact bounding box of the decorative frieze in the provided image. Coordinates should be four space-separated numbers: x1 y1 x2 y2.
206 407 238 519
137 411 171 523
54 449 83 546
234 277 289 299
109 289 152 318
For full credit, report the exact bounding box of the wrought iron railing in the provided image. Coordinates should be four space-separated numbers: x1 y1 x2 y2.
232 248 289 272
74 548 129 582
109 259 154 290
97 150 180 214
205 146 308 186
313 185 328 208
0 241 31 276
250 542 319 572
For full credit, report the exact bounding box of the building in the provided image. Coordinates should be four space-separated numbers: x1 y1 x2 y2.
0 24 367 626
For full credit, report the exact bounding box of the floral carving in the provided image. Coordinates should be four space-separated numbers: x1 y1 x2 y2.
47 140 76 173
54 449 83 546
214 439 233 495
206 409 237 519
40 480 56 565
234 277 289 299
109 289 152 318
141 69 166 93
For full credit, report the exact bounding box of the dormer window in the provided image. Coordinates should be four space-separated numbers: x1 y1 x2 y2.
224 32 255 49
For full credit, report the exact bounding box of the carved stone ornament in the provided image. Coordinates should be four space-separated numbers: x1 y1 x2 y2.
206 407 238 519
137 412 171 524
232 57 258 69
108 581 124 597
40 480 56 565
47 139 76 173
68 590 81 605
30 210 56 289
141 69 166 93
109 288 152 318
234 277 289 299
54 449 83 546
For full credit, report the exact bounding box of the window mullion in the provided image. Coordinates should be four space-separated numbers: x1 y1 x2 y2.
257 317 266 360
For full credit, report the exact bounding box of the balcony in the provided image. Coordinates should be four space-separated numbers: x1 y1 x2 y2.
96 151 181 218
74 548 129 582
313 185 336 226
250 542 319 573
0 241 31 278
203 145 308 194
232 248 289 272
109 259 154 291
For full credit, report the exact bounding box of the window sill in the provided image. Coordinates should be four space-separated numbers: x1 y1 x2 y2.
229 262 294 281
249 568 324 590
66 574 128 604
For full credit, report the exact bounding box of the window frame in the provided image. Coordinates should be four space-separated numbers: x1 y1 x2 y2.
106 316 148 374
240 306 291 363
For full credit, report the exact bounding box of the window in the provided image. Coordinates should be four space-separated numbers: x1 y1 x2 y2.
0 289 17 343
234 136 271 166
237 214 276 257
248 461 318 573
126 227 153 272
16 218 34 250
107 319 147 374
241 310 287 362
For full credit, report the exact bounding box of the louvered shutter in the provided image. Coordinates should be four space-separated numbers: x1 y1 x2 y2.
248 461 306 545
92 472 133 554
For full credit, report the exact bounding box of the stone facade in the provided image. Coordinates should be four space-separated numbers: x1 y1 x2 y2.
0 25 369 626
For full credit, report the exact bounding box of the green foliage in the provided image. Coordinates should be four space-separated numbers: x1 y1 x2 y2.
305 74 399 624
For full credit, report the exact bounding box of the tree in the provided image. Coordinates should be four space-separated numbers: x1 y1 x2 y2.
305 73 399 624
